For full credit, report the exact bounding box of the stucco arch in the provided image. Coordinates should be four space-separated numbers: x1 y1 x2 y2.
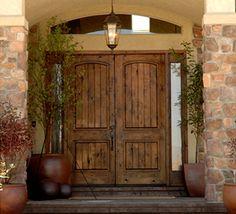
26 0 203 27
56 5 191 30
35 7 194 51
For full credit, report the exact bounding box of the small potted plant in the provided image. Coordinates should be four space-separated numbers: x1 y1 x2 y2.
0 101 32 214
223 138 236 213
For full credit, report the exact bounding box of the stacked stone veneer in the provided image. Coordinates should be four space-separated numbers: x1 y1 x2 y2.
0 25 28 183
193 24 203 63
203 24 236 201
0 26 28 115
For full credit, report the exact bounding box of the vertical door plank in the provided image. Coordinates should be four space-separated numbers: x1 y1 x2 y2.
144 142 152 168
88 64 95 127
94 64 101 128
125 64 132 127
151 142 158 168
89 143 96 169
138 64 144 127
101 142 108 169
82 143 89 169
144 64 151 127
132 143 139 168
82 65 89 128
95 143 102 169
159 61 166 129
126 143 133 169
150 64 158 127
76 143 83 170
138 143 145 168
131 64 139 127
75 66 83 128
100 65 107 128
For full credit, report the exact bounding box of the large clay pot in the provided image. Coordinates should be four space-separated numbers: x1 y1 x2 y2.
184 163 205 197
27 153 71 199
223 183 236 214
28 153 71 184
39 179 60 199
0 184 27 214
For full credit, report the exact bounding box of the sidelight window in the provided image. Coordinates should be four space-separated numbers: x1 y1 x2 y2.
170 63 182 171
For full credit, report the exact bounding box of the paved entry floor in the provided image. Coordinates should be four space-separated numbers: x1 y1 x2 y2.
24 197 227 213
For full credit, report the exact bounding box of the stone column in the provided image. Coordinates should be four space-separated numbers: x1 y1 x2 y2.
203 0 236 202
0 0 28 183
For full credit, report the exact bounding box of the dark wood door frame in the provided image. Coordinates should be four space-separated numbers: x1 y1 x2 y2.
64 51 187 186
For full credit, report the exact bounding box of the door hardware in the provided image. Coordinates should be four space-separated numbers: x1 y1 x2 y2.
109 125 115 151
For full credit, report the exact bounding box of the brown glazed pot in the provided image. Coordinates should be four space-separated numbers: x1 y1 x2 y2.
28 153 71 184
27 154 71 199
0 184 27 214
184 163 205 197
223 183 236 214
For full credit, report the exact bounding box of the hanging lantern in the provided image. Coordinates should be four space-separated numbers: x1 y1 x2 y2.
103 0 121 50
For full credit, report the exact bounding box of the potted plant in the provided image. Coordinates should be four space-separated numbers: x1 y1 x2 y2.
172 42 205 197
223 138 236 213
27 17 81 199
0 100 32 213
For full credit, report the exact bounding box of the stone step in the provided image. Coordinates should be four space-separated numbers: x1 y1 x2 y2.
24 198 227 213
71 186 188 198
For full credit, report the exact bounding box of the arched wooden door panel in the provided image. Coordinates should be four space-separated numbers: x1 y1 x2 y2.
67 54 116 184
66 53 167 185
115 54 166 184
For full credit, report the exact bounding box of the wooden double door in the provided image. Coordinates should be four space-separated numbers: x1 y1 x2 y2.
67 52 168 185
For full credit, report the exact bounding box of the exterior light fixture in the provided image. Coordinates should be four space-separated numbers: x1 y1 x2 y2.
103 0 121 50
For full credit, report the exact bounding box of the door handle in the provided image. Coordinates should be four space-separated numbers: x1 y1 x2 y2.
109 125 115 151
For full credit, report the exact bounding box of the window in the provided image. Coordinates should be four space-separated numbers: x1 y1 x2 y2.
65 15 181 34
170 63 182 171
132 15 150 33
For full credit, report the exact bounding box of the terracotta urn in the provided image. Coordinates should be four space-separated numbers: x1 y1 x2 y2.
223 183 236 214
184 163 205 197
27 153 71 199
28 153 71 184
0 184 28 214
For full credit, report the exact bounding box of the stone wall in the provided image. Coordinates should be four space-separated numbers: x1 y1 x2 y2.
193 24 203 63
0 26 28 115
203 24 236 201
0 25 28 183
